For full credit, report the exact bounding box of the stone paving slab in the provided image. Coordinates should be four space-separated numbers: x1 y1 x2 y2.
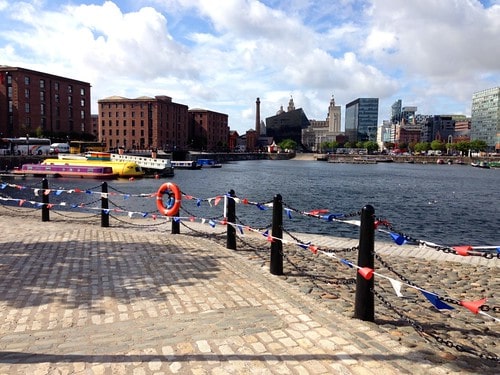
0 210 494 374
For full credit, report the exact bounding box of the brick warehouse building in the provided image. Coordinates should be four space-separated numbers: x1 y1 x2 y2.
0 66 92 138
188 108 229 151
98 95 189 152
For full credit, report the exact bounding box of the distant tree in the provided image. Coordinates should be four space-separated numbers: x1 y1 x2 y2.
355 141 364 149
363 141 379 154
414 142 430 153
408 141 418 153
344 141 354 148
279 139 297 151
455 141 470 156
431 140 445 151
469 139 487 152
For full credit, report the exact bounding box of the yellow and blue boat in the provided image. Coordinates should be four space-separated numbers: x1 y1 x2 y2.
43 152 144 178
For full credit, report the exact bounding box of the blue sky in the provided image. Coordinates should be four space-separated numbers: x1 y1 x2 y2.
1 0 499 134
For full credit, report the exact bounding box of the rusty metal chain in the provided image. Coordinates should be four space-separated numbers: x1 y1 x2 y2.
283 227 359 254
373 289 499 363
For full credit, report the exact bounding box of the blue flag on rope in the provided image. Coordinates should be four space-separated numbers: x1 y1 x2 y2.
421 291 454 310
196 199 201 207
297 242 311 250
390 232 406 245
340 258 353 268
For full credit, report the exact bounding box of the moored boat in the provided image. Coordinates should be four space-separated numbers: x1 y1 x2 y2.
196 159 222 168
110 153 174 177
13 163 117 179
171 161 201 170
44 152 144 178
471 161 490 169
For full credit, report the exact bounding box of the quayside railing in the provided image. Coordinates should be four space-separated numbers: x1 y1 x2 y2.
0 178 498 364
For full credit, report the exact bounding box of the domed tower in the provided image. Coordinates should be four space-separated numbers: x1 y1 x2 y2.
327 94 341 133
287 96 295 112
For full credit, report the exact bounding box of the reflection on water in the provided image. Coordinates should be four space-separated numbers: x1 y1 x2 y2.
3 160 499 246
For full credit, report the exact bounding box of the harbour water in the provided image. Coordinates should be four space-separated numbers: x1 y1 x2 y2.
2 159 499 247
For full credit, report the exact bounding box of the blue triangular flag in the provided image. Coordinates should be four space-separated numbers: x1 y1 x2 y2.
209 219 216 227
390 232 406 245
285 208 292 219
196 199 201 207
340 258 353 268
421 291 454 310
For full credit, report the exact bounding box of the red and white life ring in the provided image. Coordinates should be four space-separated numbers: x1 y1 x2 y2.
156 182 182 216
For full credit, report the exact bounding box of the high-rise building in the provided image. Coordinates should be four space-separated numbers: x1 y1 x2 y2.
98 95 189 151
0 66 92 138
391 99 402 124
345 98 379 142
471 87 500 152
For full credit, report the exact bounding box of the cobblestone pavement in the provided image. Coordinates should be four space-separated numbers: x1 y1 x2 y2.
0 209 496 374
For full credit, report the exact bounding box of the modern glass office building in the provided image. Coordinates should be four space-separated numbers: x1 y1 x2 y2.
345 98 379 142
471 87 500 152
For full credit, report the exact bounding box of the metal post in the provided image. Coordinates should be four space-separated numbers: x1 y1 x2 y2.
101 182 109 227
226 189 236 250
270 194 283 275
41 178 49 222
354 204 375 322
171 208 180 234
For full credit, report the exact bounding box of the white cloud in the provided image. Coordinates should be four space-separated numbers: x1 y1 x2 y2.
0 0 498 133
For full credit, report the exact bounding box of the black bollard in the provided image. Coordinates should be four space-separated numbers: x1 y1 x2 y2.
101 182 109 227
270 194 283 275
171 207 180 234
226 189 236 250
41 178 49 222
354 204 375 322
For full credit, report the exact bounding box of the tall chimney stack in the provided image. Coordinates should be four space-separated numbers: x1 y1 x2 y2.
255 97 261 136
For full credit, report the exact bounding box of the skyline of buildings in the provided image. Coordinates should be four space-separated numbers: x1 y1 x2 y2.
1 65 498 153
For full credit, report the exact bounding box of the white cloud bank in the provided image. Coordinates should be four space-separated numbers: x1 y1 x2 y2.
0 0 498 133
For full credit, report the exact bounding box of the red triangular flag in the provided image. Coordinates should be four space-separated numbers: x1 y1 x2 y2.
358 267 374 280
453 246 472 256
308 245 318 254
460 298 487 314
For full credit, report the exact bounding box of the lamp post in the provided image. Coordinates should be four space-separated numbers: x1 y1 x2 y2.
26 133 30 155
